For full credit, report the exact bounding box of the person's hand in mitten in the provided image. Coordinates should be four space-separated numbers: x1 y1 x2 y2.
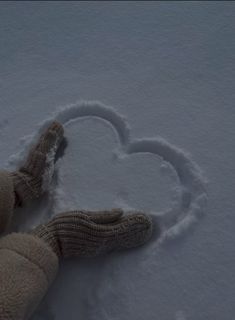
0 209 153 320
32 208 153 258
0 121 64 233
11 121 64 206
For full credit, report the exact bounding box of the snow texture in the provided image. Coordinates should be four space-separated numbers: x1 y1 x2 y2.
0 2 235 320
7 101 207 243
41 137 60 193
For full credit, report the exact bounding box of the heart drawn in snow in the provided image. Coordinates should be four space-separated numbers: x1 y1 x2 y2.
8 101 207 243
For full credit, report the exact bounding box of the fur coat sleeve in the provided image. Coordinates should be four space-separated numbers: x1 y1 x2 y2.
0 233 59 320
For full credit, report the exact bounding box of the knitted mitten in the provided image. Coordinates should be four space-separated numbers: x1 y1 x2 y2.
11 121 64 206
32 209 153 258
0 171 15 234
0 210 152 320
0 122 64 233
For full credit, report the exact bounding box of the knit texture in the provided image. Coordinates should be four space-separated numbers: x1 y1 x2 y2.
32 209 153 258
11 121 64 206
0 171 15 234
0 233 59 320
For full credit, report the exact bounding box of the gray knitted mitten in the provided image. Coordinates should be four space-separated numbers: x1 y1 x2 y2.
11 121 64 206
32 209 152 258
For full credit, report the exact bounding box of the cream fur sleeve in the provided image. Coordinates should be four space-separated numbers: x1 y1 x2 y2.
0 233 59 320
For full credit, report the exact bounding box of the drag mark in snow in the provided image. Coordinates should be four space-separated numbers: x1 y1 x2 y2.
6 101 207 243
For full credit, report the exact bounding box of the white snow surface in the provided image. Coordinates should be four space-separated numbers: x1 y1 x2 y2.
7 101 207 242
0 2 235 320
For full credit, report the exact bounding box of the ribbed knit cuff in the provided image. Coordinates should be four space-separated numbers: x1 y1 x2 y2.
31 223 61 258
10 171 41 206
0 171 15 234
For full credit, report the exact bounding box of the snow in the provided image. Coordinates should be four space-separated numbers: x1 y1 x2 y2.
8 101 207 241
0 2 235 320
41 134 61 193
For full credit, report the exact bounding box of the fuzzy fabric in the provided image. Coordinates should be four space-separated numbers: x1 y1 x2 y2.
0 233 59 320
0 171 15 234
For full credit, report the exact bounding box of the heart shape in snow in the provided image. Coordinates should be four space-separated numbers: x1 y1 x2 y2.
8 101 207 243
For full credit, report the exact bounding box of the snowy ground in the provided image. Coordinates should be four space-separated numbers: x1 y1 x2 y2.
0 2 235 320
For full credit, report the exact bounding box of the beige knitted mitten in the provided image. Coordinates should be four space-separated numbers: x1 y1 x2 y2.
11 121 64 206
32 209 153 258
0 210 152 320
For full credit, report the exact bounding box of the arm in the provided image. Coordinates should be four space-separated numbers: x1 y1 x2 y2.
0 121 64 234
0 209 152 320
